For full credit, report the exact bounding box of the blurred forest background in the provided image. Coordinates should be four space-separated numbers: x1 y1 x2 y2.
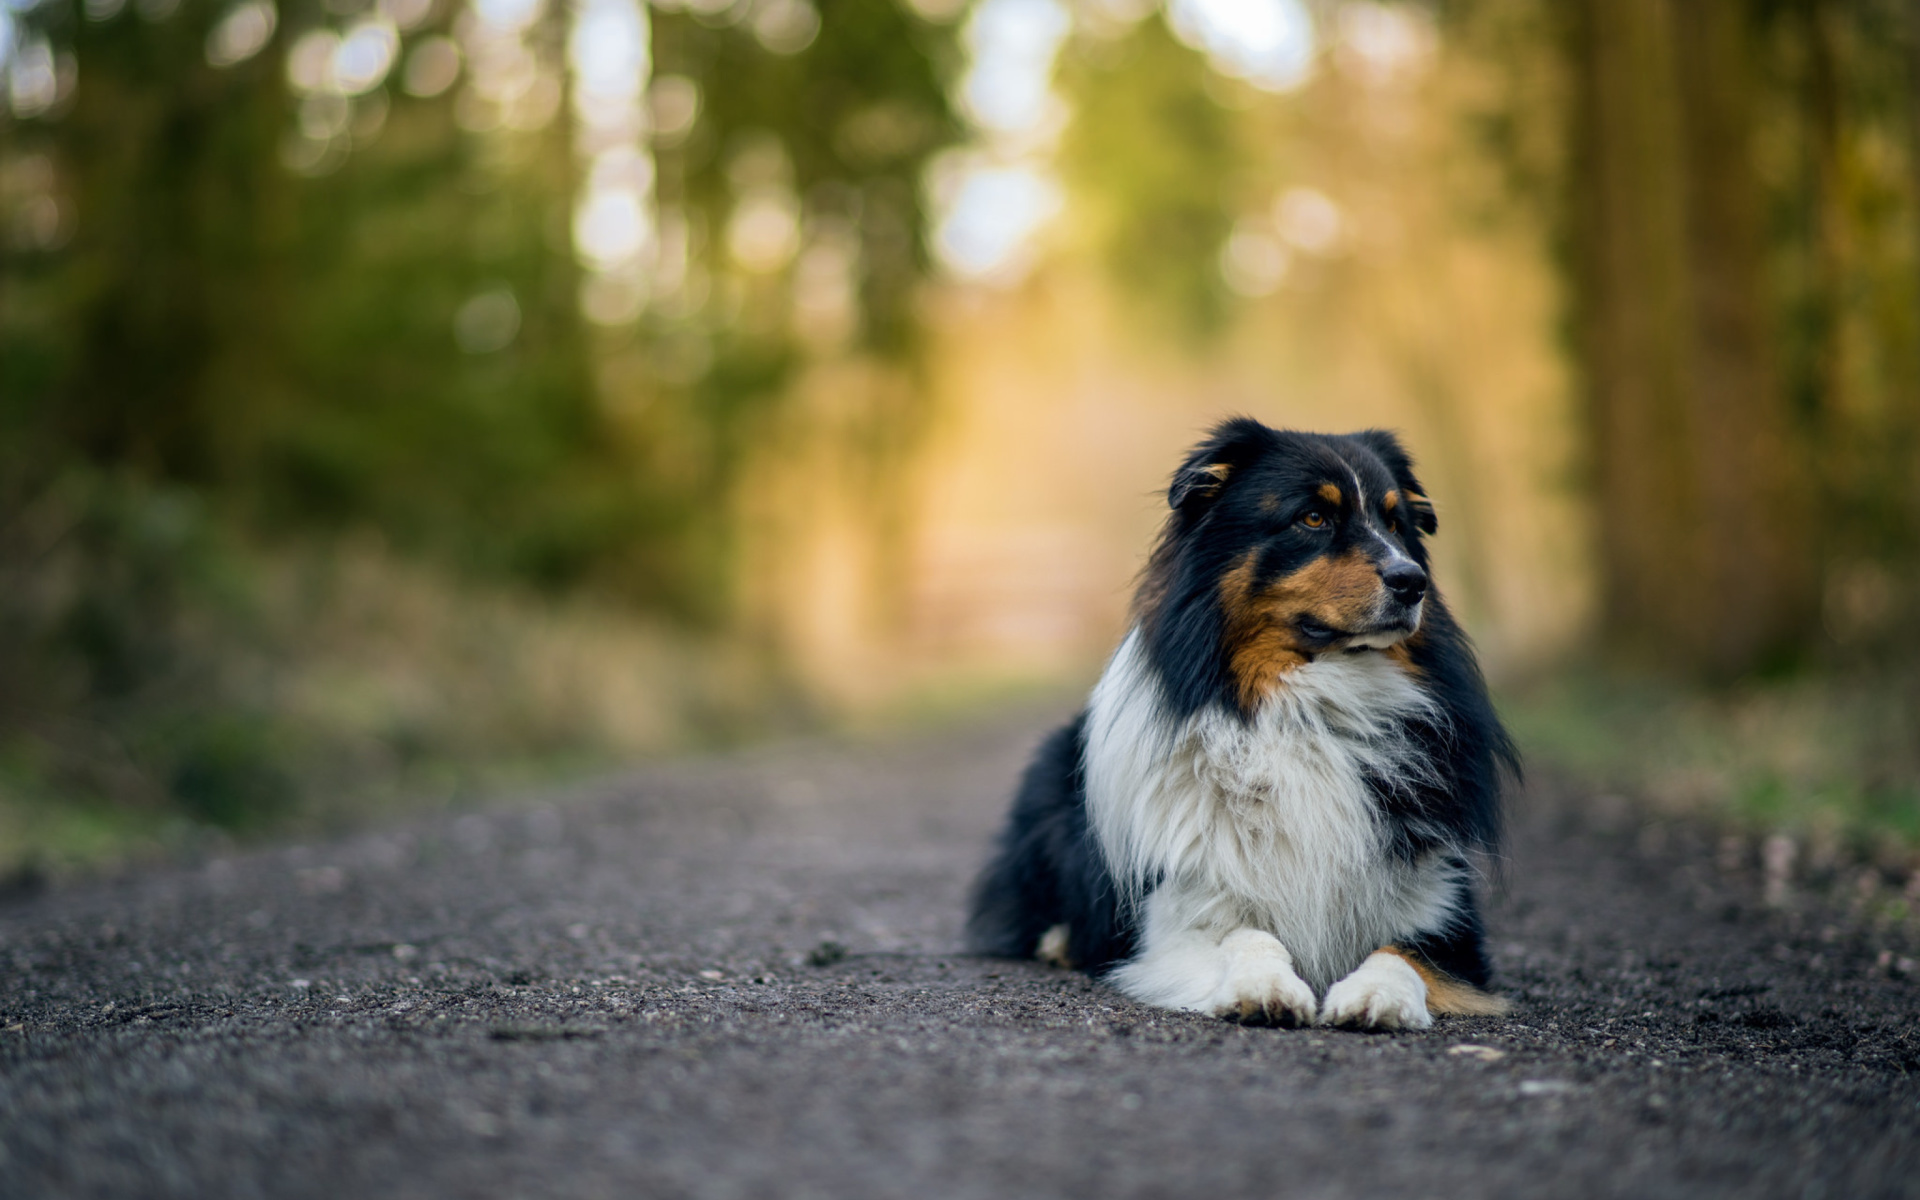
2 0 1917 895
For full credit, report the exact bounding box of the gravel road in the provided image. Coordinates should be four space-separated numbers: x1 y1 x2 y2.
3 707 1918 1199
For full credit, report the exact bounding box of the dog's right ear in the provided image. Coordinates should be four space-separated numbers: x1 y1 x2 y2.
1168 460 1233 510
1168 417 1273 513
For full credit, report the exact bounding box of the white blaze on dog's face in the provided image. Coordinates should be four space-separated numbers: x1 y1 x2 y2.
1150 427 1440 714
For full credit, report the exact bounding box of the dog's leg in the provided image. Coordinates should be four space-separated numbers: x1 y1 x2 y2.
1205 929 1320 1026
1106 888 1316 1026
1320 949 1432 1030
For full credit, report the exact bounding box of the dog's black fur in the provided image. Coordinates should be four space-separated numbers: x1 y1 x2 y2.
966 419 1517 990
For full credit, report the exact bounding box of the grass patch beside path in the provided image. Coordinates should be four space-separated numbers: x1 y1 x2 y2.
0 491 804 887
1502 664 1920 884
0 746 630 893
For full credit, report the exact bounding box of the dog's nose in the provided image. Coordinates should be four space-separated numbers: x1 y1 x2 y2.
1382 561 1427 606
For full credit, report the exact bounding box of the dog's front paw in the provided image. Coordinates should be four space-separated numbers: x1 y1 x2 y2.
1206 929 1317 1027
1320 950 1431 1031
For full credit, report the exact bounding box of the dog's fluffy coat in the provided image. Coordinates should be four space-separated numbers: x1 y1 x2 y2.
966 419 1516 1029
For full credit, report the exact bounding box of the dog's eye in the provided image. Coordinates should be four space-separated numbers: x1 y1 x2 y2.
1300 511 1328 529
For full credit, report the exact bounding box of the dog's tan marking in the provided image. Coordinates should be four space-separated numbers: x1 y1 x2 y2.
1382 490 1400 512
1378 945 1512 1017
1316 483 1344 506
1217 553 1311 708
1036 924 1074 969
1218 549 1389 709
1200 463 1232 483
1381 625 1428 675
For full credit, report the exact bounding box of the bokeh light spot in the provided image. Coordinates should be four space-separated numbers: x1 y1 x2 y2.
333 19 398 95
473 0 541 34
1168 0 1315 93
1274 186 1344 255
1337 1 1436 85
575 186 654 272
6 36 61 117
287 30 339 93
648 74 699 145
1220 225 1289 297
402 36 460 97
375 0 433 33
205 1 278 70
930 159 1061 283
960 0 1070 138
752 0 819 56
727 191 801 274
570 0 646 104
454 287 521 353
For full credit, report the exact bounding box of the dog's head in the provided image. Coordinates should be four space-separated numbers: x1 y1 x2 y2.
1141 417 1440 713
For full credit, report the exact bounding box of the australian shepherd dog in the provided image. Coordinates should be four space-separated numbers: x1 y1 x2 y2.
967 418 1517 1030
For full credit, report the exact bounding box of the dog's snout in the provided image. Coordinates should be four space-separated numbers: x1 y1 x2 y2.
1381 560 1427 606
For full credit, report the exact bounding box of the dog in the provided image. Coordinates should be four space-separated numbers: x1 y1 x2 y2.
966 418 1516 1030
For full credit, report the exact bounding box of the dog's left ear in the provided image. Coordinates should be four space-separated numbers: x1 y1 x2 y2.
1349 429 1437 535
1405 494 1438 535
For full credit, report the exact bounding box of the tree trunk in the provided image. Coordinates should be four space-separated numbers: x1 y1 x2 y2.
1568 0 1816 677
1669 0 1815 673
1570 0 1702 662
1904 0 1920 571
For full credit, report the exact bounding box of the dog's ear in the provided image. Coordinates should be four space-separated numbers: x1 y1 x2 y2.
1168 418 1274 514
1405 493 1438 535
1168 461 1233 511
1348 428 1436 535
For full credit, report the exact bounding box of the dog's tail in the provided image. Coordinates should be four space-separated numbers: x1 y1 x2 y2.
1425 976 1513 1017
1381 945 1514 1017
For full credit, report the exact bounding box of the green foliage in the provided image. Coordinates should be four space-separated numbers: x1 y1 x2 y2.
1745 0 1920 572
3 0 625 598
0 0 958 841
0 464 795 869
158 712 296 829
3 0 960 612
635 0 960 614
1054 13 1242 337
655 0 960 355
0 469 270 822
1441 0 1571 231
1469 0 1920 673
259 103 641 595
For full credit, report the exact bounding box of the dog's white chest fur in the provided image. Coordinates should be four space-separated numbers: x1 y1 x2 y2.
1083 630 1460 991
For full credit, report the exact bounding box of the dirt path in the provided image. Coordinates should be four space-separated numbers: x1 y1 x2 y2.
2 708 1917 1199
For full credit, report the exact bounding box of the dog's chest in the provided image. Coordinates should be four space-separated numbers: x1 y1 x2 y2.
1164 665 1426 888
1086 634 1453 983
